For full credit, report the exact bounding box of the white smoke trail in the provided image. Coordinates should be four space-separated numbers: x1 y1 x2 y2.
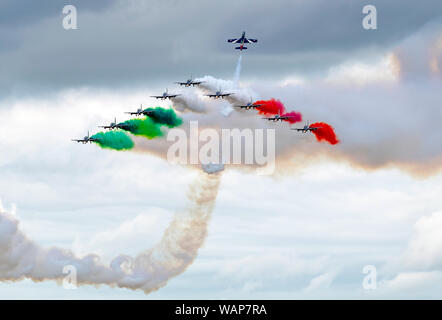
196 75 260 106
171 92 207 113
233 54 243 87
0 172 221 294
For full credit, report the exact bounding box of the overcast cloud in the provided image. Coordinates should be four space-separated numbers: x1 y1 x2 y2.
1 0 442 299
1 0 442 96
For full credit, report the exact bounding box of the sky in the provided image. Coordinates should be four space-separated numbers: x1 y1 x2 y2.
0 0 442 299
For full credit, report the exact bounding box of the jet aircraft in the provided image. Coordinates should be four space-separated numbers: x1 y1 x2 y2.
72 131 101 144
227 31 258 51
151 88 181 100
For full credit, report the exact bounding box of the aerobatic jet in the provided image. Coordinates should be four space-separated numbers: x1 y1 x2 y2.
151 88 181 100
227 31 258 51
292 121 321 133
205 89 234 99
98 118 131 130
99 118 120 130
262 114 293 122
72 131 101 144
176 75 204 87
125 104 155 117
235 98 262 110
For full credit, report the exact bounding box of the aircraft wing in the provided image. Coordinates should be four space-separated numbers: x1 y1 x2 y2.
167 94 180 98
227 38 238 43
150 95 163 99
192 81 204 85
248 38 258 43
252 104 262 108
220 93 233 97
175 82 186 86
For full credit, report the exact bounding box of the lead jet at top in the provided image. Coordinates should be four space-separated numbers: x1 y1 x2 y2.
125 104 155 117
176 75 204 87
72 131 101 144
151 88 181 100
227 31 258 51
292 121 322 132
205 89 234 99
235 98 262 110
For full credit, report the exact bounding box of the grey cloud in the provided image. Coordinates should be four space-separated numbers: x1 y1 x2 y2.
1 0 442 96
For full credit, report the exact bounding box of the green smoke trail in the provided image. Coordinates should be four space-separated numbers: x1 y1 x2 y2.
91 130 134 151
144 107 183 128
119 117 164 139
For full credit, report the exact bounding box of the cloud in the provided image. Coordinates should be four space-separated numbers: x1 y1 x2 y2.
1 0 442 95
401 212 442 271
383 271 442 293
304 271 337 292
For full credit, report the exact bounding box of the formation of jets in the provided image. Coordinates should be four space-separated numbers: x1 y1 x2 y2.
72 31 320 143
227 31 258 51
72 131 101 144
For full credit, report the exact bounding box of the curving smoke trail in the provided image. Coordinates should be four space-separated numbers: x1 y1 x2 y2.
92 130 134 150
0 172 222 294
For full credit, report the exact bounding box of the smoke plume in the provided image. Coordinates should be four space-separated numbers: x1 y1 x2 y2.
233 54 242 86
255 99 286 115
0 172 221 293
172 93 207 113
310 122 339 145
144 107 183 128
281 111 303 124
92 130 134 151
119 117 164 139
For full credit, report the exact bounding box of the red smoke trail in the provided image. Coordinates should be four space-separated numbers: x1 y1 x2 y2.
254 99 285 115
310 122 339 145
281 111 302 124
